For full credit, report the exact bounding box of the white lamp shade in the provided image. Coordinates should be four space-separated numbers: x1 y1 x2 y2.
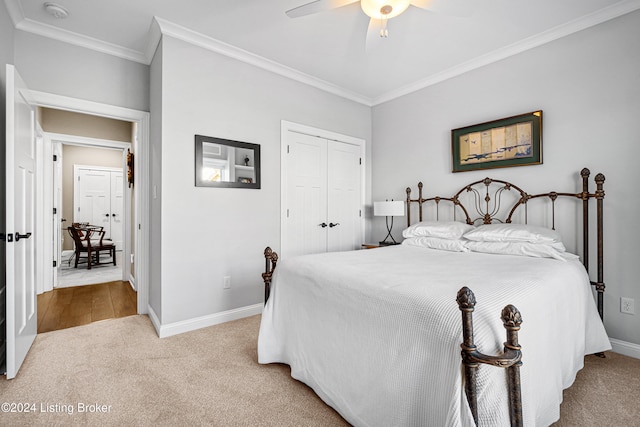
374 200 405 216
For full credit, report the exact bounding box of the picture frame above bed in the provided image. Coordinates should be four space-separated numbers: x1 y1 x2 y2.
452 110 542 173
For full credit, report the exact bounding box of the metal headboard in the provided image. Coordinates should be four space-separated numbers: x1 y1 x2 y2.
405 168 606 320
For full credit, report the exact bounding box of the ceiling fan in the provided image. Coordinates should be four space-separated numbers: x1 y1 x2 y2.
286 0 471 41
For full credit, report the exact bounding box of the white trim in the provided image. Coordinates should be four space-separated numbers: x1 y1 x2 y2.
156 304 264 339
153 17 373 106
12 14 148 63
147 305 161 336
610 338 640 359
280 120 366 259
7 0 640 105
48 132 131 150
4 0 25 27
373 0 640 105
30 90 150 317
128 274 136 292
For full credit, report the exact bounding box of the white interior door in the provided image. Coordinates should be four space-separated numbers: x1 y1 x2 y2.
327 140 362 252
282 125 364 258
75 168 111 235
5 64 37 379
284 132 328 257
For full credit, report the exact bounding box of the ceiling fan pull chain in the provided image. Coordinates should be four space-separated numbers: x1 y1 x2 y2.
380 16 389 38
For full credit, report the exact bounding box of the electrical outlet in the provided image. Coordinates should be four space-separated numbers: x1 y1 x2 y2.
621 297 635 315
223 276 231 289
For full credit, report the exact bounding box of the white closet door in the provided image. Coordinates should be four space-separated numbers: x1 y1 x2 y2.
285 132 328 257
283 127 363 258
110 171 124 248
327 140 361 252
76 168 111 235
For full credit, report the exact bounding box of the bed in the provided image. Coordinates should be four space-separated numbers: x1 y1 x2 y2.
258 168 611 427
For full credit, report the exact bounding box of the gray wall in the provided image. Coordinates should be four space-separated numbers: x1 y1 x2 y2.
371 10 640 346
155 35 372 324
149 39 163 320
14 31 149 112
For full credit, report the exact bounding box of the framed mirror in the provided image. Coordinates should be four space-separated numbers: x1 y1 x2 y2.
195 134 261 189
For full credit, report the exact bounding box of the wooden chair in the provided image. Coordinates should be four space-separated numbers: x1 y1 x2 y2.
67 225 116 269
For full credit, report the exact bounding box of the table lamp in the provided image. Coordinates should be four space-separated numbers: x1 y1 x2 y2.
374 200 405 245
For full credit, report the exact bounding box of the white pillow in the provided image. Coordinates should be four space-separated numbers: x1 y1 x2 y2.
466 241 578 261
463 223 562 244
402 237 469 252
402 221 474 240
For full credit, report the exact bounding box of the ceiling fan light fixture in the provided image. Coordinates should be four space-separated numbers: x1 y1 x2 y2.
360 0 411 20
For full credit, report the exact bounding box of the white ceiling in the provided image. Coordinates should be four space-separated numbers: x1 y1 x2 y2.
5 0 640 105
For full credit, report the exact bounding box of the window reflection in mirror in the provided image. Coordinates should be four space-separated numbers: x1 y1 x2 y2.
195 135 261 189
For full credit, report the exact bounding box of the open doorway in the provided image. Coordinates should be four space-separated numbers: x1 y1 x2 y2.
36 107 137 332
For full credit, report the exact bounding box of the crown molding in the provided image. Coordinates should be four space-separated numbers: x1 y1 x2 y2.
15 17 148 64
4 0 24 26
372 0 640 105
152 17 374 106
7 0 639 107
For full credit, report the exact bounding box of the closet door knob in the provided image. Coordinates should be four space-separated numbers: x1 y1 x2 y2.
319 222 328 228
329 222 340 228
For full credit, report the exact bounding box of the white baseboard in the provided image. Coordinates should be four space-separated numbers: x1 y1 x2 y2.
155 303 263 338
147 304 162 336
128 274 136 291
610 338 640 359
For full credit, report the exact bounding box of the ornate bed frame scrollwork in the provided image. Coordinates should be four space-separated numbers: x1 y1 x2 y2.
262 168 605 427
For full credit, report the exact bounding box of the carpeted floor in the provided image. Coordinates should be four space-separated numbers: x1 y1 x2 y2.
1 314 638 426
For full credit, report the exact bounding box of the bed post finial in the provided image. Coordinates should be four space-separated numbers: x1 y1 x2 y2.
457 287 479 423
501 305 524 426
580 168 590 179
458 288 524 427
262 247 278 304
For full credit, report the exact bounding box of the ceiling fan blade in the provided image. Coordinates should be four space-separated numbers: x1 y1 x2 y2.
410 0 475 17
285 0 360 18
365 17 384 52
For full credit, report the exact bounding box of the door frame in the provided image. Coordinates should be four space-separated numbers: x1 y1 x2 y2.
31 90 150 315
44 137 131 291
280 120 366 258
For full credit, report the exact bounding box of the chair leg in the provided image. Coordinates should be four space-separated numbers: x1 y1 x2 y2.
74 250 80 268
112 248 116 266
87 248 92 269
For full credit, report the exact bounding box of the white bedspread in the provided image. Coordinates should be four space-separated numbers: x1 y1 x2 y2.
258 245 610 426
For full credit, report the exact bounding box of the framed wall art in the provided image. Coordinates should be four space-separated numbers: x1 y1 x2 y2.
451 110 542 173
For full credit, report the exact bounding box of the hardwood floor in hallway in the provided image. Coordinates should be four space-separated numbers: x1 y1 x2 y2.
37 281 137 333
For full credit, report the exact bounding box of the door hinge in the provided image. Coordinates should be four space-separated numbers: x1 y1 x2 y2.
53 260 57 267
287 144 290 154
53 154 57 161
359 157 362 165
287 208 290 218
78 176 80 181
53 207 57 215
359 209 362 217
